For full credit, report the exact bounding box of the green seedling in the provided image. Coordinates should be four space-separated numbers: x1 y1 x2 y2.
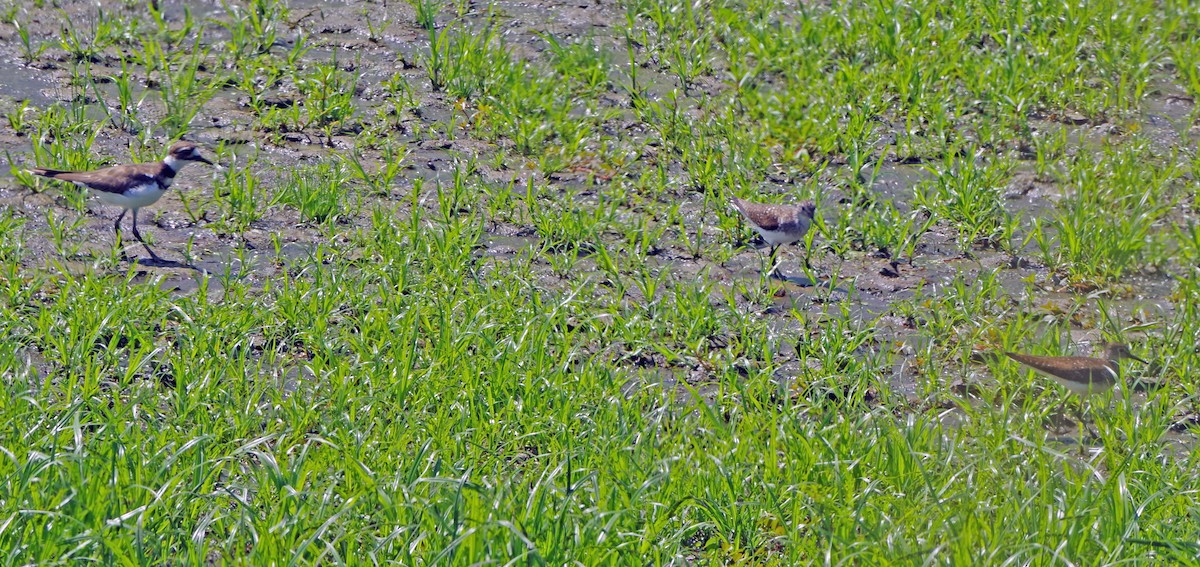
214 0 285 63
156 37 224 137
3 2 1200 564
11 17 48 63
274 160 355 224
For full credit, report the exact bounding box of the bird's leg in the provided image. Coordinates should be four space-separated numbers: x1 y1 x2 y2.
113 209 131 261
1079 400 1099 444
800 244 816 283
113 209 126 238
129 209 163 261
129 208 144 243
767 244 782 278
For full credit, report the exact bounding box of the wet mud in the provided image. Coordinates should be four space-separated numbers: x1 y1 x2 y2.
0 0 1195 447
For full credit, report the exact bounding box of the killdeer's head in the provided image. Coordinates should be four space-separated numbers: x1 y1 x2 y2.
166 141 214 168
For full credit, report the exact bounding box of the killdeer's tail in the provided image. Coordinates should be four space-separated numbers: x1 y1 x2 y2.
27 168 93 184
27 167 71 178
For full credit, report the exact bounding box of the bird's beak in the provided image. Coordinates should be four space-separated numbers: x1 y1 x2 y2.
194 155 215 166
1127 352 1148 364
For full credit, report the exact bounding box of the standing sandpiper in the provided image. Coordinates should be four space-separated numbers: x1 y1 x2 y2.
1005 342 1147 438
1005 342 1146 397
729 196 815 276
28 141 214 262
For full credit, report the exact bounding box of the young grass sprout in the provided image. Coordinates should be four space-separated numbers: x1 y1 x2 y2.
4 1 1200 564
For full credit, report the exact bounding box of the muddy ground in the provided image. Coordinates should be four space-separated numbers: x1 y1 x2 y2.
0 0 1194 437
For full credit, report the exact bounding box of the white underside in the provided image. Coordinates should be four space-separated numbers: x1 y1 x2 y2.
82 182 166 209
754 225 808 247
1054 379 1111 396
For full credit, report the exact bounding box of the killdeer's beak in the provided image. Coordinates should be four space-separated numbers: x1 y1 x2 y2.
1128 352 1148 364
195 155 215 166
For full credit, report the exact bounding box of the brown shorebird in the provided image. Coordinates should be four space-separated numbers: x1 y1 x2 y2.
1006 342 1147 440
28 141 214 262
729 196 815 275
1005 342 1146 396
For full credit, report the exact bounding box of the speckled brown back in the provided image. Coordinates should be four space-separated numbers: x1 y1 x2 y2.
730 197 815 232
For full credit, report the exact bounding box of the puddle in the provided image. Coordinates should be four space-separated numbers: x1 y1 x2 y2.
482 233 539 257
0 58 56 105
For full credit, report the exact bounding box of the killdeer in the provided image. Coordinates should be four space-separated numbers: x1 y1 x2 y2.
28 141 213 262
1005 342 1147 440
729 196 815 275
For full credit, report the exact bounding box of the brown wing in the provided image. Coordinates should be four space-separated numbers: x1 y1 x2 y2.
28 162 167 194
731 197 785 231
1005 352 1091 372
1004 352 1115 385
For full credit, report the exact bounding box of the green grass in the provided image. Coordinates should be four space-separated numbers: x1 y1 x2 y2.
273 160 357 225
1 0 1200 563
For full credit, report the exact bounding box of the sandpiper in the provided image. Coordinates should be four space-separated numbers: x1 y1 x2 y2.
1005 342 1146 397
729 196 815 275
28 141 213 262
1006 342 1147 440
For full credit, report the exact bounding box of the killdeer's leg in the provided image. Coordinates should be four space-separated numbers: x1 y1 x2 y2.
129 208 143 242
129 208 163 261
113 209 126 239
113 209 131 260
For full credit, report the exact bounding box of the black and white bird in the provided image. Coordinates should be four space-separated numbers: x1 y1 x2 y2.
28 141 214 262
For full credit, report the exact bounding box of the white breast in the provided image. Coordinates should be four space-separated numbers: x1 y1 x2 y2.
90 182 167 209
754 220 810 246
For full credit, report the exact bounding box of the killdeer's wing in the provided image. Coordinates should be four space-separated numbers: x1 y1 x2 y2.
29 163 164 194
